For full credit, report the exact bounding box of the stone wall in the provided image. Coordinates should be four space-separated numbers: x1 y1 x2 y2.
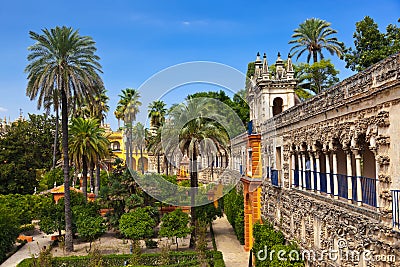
243 53 400 267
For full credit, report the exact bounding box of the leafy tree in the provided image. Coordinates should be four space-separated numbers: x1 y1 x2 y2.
0 114 57 194
0 206 20 263
76 216 106 252
296 60 339 94
344 16 400 71
289 18 344 63
26 26 104 252
159 209 192 250
119 208 155 249
39 168 64 191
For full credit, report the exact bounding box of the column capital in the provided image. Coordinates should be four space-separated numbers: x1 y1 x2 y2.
322 148 331 155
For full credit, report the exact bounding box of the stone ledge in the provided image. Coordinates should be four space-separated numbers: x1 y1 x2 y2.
289 187 381 221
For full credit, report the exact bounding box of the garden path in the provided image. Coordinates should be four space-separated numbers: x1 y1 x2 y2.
213 215 250 267
1 229 52 267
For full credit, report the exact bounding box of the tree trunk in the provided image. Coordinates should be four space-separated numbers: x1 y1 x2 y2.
82 156 88 202
313 51 318 63
95 161 100 196
89 163 95 193
189 147 198 248
52 108 59 169
61 87 73 252
140 147 144 174
157 153 160 174
165 155 169 176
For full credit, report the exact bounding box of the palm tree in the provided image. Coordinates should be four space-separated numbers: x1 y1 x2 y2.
25 26 103 252
132 122 146 174
148 100 167 133
115 88 142 168
165 98 230 248
289 18 344 63
69 118 109 200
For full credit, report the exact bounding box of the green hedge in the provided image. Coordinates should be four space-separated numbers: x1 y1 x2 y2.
223 188 244 244
17 251 225 267
252 222 304 267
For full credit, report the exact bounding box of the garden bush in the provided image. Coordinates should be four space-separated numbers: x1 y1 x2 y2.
252 222 303 267
222 187 244 244
17 251 225 267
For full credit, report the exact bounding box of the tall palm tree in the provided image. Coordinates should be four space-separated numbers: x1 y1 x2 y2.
289 18 344 63
25 26 103 252
132 122 146 174
69 118 109 200
165 98 230 248
148 100 167 133
115 88 142 168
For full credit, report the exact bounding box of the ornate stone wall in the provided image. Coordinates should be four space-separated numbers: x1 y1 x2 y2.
240 53 400 266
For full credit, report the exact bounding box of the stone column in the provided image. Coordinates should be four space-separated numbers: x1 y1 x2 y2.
291 153 296 188
354 150 363 206
310 152 315 191
332 149 339 199
315 152 321 194
302 153 307 189
346 150 353 203
371 147 380 209
325 150 331 195
298 152 303 189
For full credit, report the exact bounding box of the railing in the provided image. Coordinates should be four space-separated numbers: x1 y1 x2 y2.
293 169 299 187
360 176 377 207
271 169 279 187
336 174 348 199
392 190 400 230
291 169 377 208
320 172 327 193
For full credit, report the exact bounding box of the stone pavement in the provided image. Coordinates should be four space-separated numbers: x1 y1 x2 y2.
1 229 52 267
213 215 249 267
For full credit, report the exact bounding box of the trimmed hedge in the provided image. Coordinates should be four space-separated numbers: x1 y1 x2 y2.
223 188 244 244
17 251 225 267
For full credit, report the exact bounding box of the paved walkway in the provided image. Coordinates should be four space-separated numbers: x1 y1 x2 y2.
1 229 52 267
213 215 249 267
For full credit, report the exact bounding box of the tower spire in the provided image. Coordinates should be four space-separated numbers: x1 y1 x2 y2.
286 53 294 80
262 53 269 80
254 52 263 78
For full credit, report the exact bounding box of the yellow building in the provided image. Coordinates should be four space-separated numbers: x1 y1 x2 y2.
104 125 150 172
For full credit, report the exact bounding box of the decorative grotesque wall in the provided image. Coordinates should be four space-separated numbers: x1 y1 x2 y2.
236 53 400 266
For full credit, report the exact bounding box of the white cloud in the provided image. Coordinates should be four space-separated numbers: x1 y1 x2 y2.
0 107 7 112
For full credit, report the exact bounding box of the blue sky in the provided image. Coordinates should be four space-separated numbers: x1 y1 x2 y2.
0 0 399 130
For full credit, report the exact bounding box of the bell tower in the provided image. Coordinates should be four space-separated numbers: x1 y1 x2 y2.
248 52 297 132
243 52 298 252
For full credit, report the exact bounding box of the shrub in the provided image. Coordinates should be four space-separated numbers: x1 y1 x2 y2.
17 251 226 266
252 222 303 267
222 187 244 244
0 207 19 263
145 239 158 249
